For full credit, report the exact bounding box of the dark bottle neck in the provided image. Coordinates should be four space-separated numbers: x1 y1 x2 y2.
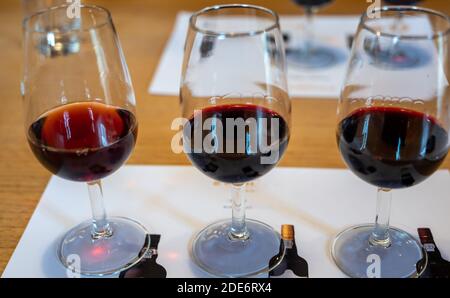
418 228 442 258
284 239 298 254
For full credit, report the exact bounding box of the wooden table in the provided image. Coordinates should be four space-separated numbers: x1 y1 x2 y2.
0 0 449 274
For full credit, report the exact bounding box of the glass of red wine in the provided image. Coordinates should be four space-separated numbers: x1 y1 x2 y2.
287 0 336 69
22 5 149 275
180 4 291 277
333 6 450 277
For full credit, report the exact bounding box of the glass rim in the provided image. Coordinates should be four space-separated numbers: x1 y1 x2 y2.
23 4 113 33
189 4 280 37
361 6 450 40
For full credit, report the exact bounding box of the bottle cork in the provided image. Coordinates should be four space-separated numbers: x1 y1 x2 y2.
281 224 295 241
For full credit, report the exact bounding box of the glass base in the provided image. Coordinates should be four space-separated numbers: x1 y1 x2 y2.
331 224 427 278
190 219 283 277
287 46 338 69
58 216 149 276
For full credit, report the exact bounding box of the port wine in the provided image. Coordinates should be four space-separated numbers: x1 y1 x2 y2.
184 104 289 184
28 101 137 182
337 106 448 188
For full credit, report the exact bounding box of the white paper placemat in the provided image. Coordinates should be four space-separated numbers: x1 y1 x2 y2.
149 12 360 98
3 165 450 278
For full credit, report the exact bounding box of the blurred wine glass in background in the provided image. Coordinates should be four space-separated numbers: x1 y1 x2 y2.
365 2 432 69
383 0 424 34
365 0 426 69
22 0 81 57
287 0 343 69
22 0 68 17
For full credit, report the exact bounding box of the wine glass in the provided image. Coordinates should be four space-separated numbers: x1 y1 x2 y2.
333 6 450 277
180 4 291 277
22 5 149 275
287 0 336 69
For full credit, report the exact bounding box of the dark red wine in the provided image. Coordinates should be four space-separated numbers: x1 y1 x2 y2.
28 102 137 182
337 106 448 188
184 104 289 184
383 0 421 4
292 0 332 6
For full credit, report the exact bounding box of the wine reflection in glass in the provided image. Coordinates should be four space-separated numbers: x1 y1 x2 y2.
287 0 343 69
366 1 428 69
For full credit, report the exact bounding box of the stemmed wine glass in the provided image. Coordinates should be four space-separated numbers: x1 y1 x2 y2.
384 0 422 4
287 0 336 69
383 1 424 31
333 6 450 277
22 5 149 275
180 4 291 277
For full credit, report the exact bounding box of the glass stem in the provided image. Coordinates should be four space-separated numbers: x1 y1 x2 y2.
393 12 405 34
369 188 392 247
87 180 112 239
388 12 404 55
303 6 315 56
229 183 249 240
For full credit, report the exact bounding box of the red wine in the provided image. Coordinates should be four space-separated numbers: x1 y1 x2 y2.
184 104 289 184
337 106 448 188
292 0 332 6
383 0 421 4
28 102 137 182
